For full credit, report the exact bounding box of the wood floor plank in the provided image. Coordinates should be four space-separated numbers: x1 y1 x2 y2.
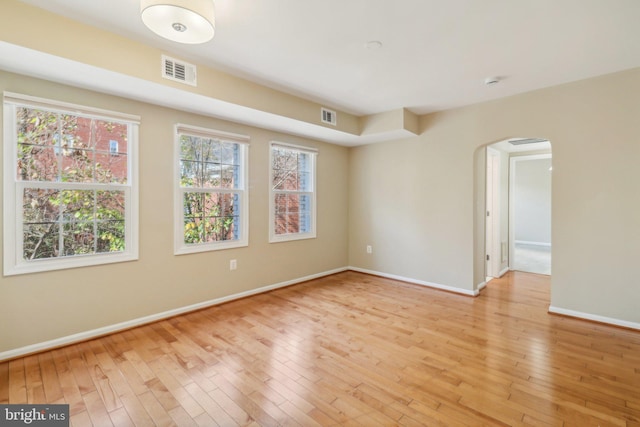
108 407 135 427
52 348 86 416
24 354 45 403
2 270 640 425
136 390 175 427
69 410 93 427
8 359 27 403
0 361 9 404
82 389 114 427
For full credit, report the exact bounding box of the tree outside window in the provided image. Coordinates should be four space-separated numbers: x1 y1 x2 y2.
3 94 139 275
175 125 249 254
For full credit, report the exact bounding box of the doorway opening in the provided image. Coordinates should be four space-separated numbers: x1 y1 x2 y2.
484 137 552 283
509 153 552 275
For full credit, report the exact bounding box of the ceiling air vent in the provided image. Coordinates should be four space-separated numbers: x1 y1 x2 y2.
508 138 548 146
162 55 197 86
321 108 337 126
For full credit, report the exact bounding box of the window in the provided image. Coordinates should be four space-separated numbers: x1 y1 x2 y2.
269 142 317 242
3 93 139 275
175 124 249 254
109 139 119 155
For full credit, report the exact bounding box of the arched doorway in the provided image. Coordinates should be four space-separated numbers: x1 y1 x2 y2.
483 137 552 283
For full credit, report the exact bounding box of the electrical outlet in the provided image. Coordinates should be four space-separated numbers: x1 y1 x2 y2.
230 259 237 270
366 245 373 254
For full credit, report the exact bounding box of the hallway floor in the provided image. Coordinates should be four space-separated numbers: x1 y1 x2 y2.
512 242 551 275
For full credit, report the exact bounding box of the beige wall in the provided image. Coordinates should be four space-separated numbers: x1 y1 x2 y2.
349 68 640 324
514 158 552 244
0 71 350 353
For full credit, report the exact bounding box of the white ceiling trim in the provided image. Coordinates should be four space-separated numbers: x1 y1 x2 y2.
0 42 389 147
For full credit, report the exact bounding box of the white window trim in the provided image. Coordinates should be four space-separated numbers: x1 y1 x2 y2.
269 141 317 243
3 93 139 276
174 123 250 255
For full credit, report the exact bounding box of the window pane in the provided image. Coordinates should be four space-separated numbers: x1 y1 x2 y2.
274 194 310 234
16 107 58 147
272 168 286 190
299 194 312 233
180 160 200 187
201 138 220 163
184 219 201 243
23 188 61 260
221 164 238 189
299 171 312 192
274 194 287 213
61 189 95 256
61 149 94 183
61 190 95 222
221 142 236 164
97 220 125 253
95 190 125 253
95 120 126 153
275 213 287 235
23 188 60 222
24 223 60 260
63 221 95 256
202 162 222 188
273 169 298 190
287 194 300 213
203 192 222 218
68 116 92 150
198 193 238 242
95 151 127 184
204 217 236 241
183 192 204 218
273 149 297 170
181 135 201 161
56 116 87 181
18 145 58 181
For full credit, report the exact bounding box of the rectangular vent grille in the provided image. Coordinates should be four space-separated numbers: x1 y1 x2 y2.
162 55 197 86
321 108 337 126
508 138 548 146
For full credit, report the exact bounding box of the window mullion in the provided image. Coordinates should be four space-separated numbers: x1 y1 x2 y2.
57 190 64 258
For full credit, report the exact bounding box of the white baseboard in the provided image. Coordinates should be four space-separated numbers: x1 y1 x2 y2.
515 240 551 247
548 306 640 331
477 281 487 291
348 266 478 296
498 267 509 277
0 266 349 362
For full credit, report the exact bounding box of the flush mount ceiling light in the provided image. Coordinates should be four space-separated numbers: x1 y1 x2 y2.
141 0 215 44
364 40 383 50
484 76 500 86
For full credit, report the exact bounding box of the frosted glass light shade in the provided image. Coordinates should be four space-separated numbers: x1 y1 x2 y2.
141 0 215 44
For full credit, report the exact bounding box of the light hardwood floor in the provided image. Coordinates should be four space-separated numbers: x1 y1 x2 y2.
2 271 640 426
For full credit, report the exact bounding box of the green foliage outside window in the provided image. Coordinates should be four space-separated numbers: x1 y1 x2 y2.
16 107 128 260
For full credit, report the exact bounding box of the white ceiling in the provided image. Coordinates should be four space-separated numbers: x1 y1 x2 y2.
16 0 640 117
